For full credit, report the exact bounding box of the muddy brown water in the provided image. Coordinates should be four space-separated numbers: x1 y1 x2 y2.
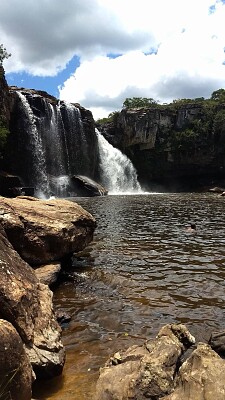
33 193 225 399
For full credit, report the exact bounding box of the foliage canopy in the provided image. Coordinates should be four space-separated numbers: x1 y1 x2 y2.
123 97 158 109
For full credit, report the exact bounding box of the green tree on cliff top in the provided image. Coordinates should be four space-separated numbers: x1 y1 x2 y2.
0 44 11 66
210 89 225 102
123 97 158 109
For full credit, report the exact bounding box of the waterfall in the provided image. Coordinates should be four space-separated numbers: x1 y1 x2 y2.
15 92 93 198
17 92 50 198
96 129 142 194
59 102 90 175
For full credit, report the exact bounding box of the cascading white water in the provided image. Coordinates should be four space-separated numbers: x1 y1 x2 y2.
62 102 90 173
16 93 91 198
96 129 142 194
17 92 50 198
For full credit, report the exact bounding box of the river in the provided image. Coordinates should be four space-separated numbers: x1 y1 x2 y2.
33 192 225 400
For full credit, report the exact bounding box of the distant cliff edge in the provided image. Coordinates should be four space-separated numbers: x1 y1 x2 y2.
97 99 225 191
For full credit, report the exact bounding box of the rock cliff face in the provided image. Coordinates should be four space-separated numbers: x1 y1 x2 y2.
0 66 10 123
0 70 100 197
99 103 225 190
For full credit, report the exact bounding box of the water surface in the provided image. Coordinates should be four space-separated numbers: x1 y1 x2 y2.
33 193 225 399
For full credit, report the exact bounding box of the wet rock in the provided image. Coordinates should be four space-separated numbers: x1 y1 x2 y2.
0 172 24 196
71 175 108 196
0 196 96 265
163 343 225 400
209 186 225 193
34 262 61 287
55 310 72 325
0 319 33 400
94 324 195 400
209 330 225 356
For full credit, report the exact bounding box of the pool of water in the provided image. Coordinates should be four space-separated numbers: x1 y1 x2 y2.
33 193 225 399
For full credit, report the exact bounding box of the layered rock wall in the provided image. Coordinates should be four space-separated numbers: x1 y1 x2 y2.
99 103 225 189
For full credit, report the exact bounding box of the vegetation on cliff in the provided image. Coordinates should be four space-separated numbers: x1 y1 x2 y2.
97 90 225 124
0 44 11 66
97 91 225 155
0 45 11 159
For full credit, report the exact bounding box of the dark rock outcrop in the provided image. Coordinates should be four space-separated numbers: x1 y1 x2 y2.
0 196 96 265
209 329 225 356
71 175 108 196
0 66 10 123
0 171 34 197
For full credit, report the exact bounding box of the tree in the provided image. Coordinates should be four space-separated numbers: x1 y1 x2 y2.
123 97 158 109
0 44 11 66
210 89 225 102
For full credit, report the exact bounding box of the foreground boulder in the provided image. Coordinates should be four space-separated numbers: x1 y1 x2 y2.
0 196 96 264
164 343 225 400
94 324 195 400
0 226 65 378
0 319 33 400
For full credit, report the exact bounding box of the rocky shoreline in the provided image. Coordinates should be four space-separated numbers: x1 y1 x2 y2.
0 195 96 399
94 323 225 400
1 195 225 399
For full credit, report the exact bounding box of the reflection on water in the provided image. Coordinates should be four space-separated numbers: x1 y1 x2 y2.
33 193 225 400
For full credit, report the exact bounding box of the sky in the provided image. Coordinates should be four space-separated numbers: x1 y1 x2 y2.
1 0 225 120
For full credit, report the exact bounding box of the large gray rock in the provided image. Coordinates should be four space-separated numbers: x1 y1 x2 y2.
0 319 33 400
164 343 225 400
94 324 195 400
0 196 96 264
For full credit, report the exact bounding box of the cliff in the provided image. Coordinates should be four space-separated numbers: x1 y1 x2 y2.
98 101 225 190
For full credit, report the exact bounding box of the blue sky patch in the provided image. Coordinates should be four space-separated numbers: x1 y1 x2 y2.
6 55 80 99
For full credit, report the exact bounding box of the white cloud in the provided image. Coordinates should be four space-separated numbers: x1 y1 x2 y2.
1 0 154 75
59 4 225 117
1 0 225 119
59 0 225 119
